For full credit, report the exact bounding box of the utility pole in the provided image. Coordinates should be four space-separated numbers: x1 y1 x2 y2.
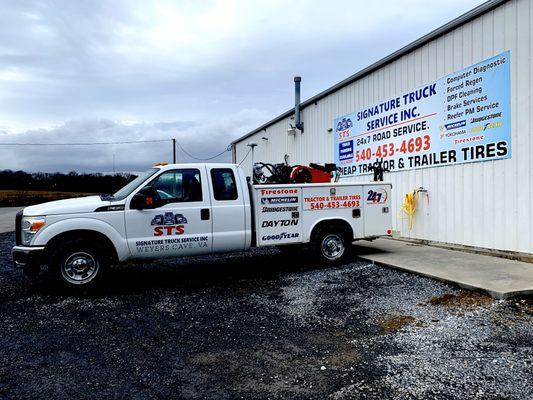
172 138 176 163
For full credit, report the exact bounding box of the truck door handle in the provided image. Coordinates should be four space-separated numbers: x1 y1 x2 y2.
201 208 210 220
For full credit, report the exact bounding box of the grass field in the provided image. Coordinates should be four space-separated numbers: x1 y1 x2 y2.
0 190 94 207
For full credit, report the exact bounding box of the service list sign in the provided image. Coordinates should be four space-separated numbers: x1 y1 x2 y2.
334 51 511 177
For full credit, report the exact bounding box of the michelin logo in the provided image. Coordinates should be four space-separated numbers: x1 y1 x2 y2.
440 120 466 132
261 197 299 205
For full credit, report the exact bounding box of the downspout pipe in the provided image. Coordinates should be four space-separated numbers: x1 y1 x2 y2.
294 76 304 133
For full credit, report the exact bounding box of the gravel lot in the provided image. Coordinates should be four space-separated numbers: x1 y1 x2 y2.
0 231 532 399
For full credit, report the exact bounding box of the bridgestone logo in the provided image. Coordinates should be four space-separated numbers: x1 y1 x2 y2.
470 112 502 123
261 206 298 213
261 232 300 241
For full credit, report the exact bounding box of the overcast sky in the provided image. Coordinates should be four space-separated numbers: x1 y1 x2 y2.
0 0 485 173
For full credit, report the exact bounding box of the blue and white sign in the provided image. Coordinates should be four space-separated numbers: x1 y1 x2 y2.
333 51 511 177
339 140 354 161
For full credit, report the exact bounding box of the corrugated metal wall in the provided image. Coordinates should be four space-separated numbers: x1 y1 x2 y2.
235 0 532 254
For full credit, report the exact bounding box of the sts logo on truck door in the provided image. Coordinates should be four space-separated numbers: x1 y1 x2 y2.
151 212 188 236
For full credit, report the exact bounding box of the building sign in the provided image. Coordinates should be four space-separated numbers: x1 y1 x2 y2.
333 51 511 177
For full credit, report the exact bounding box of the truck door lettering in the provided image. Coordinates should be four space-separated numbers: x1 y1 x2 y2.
154 225 185 236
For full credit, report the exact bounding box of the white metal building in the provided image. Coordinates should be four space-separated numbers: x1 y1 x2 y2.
233 0 532 254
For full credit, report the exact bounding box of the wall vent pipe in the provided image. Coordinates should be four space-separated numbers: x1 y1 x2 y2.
294 76 304 133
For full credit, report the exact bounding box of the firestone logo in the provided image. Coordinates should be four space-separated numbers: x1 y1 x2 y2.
260 188 298 195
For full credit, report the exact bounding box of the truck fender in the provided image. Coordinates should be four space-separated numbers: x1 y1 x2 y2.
306 217 355 242
32 217 130 262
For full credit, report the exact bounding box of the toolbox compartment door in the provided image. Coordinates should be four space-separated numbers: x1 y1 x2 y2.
363 184 392 237
254 187 303 246
301 185 364 241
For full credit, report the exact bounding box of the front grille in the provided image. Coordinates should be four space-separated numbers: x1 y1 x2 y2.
15 211 22 245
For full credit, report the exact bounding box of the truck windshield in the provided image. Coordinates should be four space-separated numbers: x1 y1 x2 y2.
112 168 159 200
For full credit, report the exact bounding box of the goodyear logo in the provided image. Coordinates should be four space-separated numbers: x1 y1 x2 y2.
470 121 502 133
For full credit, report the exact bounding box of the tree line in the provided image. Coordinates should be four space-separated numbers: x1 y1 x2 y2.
0 169 137 194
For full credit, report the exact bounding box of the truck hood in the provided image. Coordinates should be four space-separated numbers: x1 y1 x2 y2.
23 195 119 216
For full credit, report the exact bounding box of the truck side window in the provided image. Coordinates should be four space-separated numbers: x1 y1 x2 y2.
211 169 238 201
148 169 202 203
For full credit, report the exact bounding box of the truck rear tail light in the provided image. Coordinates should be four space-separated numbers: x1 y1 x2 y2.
387 229 392 235
382 207 389 213
352 209 361 218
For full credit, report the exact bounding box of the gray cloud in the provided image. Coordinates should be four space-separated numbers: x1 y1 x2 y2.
0 0 485 172
0 109 265 172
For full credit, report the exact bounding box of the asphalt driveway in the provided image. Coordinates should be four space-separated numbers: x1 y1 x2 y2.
0 231 531 399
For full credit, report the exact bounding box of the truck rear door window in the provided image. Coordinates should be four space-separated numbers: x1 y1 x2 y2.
211 169 238 201
148 169 202 203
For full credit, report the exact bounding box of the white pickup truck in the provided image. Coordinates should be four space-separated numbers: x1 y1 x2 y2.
12 163 392 290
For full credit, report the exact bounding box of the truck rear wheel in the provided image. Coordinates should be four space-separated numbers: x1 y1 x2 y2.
49 239 107 290
313 227 352 264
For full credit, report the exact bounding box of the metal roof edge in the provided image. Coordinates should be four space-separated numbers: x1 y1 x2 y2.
232 0 508 145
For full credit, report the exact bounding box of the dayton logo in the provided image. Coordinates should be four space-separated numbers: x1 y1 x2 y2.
261 219 299 228
336 117 353 132
152 212 187 236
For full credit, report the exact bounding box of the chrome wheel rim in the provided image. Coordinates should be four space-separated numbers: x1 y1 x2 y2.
321 234 345 260
61 252 99 285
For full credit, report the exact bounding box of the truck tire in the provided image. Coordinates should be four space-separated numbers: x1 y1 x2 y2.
49 239 107 290
312 226 352 264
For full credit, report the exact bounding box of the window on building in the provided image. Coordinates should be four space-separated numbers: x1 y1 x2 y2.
210 169 238 201
147 169 202 203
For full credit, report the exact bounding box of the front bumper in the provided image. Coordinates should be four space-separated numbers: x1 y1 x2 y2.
12 246 45 268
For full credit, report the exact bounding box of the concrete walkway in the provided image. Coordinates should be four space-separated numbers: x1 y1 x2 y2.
0 207 22 233
355 238 533 299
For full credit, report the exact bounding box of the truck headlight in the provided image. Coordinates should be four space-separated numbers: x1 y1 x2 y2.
21 216 46 245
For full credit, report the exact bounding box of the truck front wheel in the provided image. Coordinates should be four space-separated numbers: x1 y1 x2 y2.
49 239 107 289
313 227 352 264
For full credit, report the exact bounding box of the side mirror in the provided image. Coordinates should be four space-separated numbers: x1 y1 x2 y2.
131 193 147 210
130 188 158 210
